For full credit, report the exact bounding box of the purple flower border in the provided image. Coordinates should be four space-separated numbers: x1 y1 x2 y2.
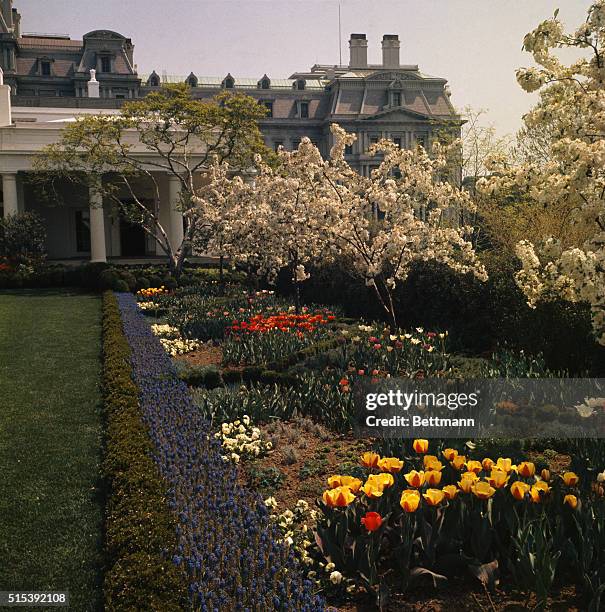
116 293 324 611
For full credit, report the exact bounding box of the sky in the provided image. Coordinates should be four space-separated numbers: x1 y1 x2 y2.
19 0 594 136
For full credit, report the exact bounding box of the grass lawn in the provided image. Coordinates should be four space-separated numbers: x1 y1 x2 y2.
0 289 104 611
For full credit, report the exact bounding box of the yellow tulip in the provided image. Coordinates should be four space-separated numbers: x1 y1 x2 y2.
371 473 395 488
423 455 443 471
495 458 514 473
562 472 579 487
518 462 536 478
360 451 380 468
413 439 429 454
482 457 494 471
442 484 459 500
472 481 496 499
466 460 483 474
361 481 385 498
323 486 356 507
540 469 551 482
510 481 530 500
400 490 421 512
377 456 404 474
425 470 442 486
488 470 509 489
423 488 445 506
327 475 363 493
404 470 425 488
457 477 474 494
442 448 458 461
451 455 467 471
461 471 479 482
564 494 578 509
529 480 550 503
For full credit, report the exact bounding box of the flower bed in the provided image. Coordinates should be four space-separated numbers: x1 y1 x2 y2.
115 292 325 610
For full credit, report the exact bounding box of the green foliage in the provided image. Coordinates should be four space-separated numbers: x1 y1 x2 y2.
101 291 188 609
246 465 285 494
0 212 47 266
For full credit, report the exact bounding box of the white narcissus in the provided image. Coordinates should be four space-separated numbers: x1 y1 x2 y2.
479 1 605 345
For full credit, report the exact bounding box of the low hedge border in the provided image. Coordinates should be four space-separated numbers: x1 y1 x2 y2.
102 291 188 610
115 292 325 610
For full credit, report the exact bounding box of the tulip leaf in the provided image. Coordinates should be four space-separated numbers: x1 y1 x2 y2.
468 559 499 591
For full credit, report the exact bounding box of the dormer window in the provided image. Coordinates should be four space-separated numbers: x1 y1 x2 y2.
298 101 309 118
186 73 198 88
258 75 271 90
100 56 111 73
295 79 306 91
223 74 235 89
41 60 51 76
392 91 402 107
147 71 160 87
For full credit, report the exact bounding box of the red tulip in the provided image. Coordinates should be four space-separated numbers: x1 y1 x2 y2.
361 511 382 532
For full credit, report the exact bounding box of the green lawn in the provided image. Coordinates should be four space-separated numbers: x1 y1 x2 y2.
0 290 104 611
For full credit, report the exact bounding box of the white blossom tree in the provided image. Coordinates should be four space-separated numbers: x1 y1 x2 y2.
479 2 605 345
322 124 487 328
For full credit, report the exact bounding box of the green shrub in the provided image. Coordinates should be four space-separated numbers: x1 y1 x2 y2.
137 276 150 290
0 211 47 265
101 292 188 609
99 269 119 290
113 279 130 293
148 275 163 288
119 271 138 292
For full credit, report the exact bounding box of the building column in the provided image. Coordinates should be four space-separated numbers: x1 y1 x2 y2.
89 184 107 263
167 175 184 249
1 173 18 217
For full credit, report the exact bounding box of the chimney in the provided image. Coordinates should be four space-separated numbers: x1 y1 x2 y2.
382 34 400 68
11 7 19 37
87 69 100 98
349 33 367 69
0 67 12 127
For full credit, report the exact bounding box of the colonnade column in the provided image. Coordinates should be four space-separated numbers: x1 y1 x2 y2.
167 175 184 249
89 183 107 263
1 173 18 217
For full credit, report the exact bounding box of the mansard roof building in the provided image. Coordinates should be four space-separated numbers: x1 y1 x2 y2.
0 0 461 261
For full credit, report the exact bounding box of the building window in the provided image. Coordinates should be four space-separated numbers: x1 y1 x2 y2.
41 61 51 76
260 77 271 89
370 136 379 145
416 134 427 149
392 91 402 107
274 140 283 152
75 210 91 253
296 79 306 90
292 139 301 150
100 56 111 73
299 101 309 119
224 76 235 89
345 144 353 155
263 101 273 117
393 137 402 148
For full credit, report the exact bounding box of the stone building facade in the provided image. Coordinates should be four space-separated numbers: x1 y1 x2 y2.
0 0 461 260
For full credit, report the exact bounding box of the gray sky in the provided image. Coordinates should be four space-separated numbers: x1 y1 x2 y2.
20 0 594 135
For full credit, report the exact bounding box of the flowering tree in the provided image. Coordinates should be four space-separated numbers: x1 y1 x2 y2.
479 2 605 345
207 140 336 310
323 124 487 328
33 84 268 277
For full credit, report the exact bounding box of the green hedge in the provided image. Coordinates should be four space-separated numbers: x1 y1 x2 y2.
102 291 188 610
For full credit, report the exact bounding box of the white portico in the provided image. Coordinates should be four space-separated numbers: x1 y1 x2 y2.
0 68 190 262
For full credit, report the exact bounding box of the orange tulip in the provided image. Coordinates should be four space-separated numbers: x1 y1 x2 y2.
404 470 425 488
377 456 404 474
482 457 495 471
360 451 380 468
518 462 536 478
564 494 578 509
413 439 429 454
540 469 551 482
529 481 550 503
472 481 496 499
327 475 363 493
423 489 445 506
510 481 530 500
400 490 421 512
442 484 459 500
323 486 356 507
562 472 579 487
